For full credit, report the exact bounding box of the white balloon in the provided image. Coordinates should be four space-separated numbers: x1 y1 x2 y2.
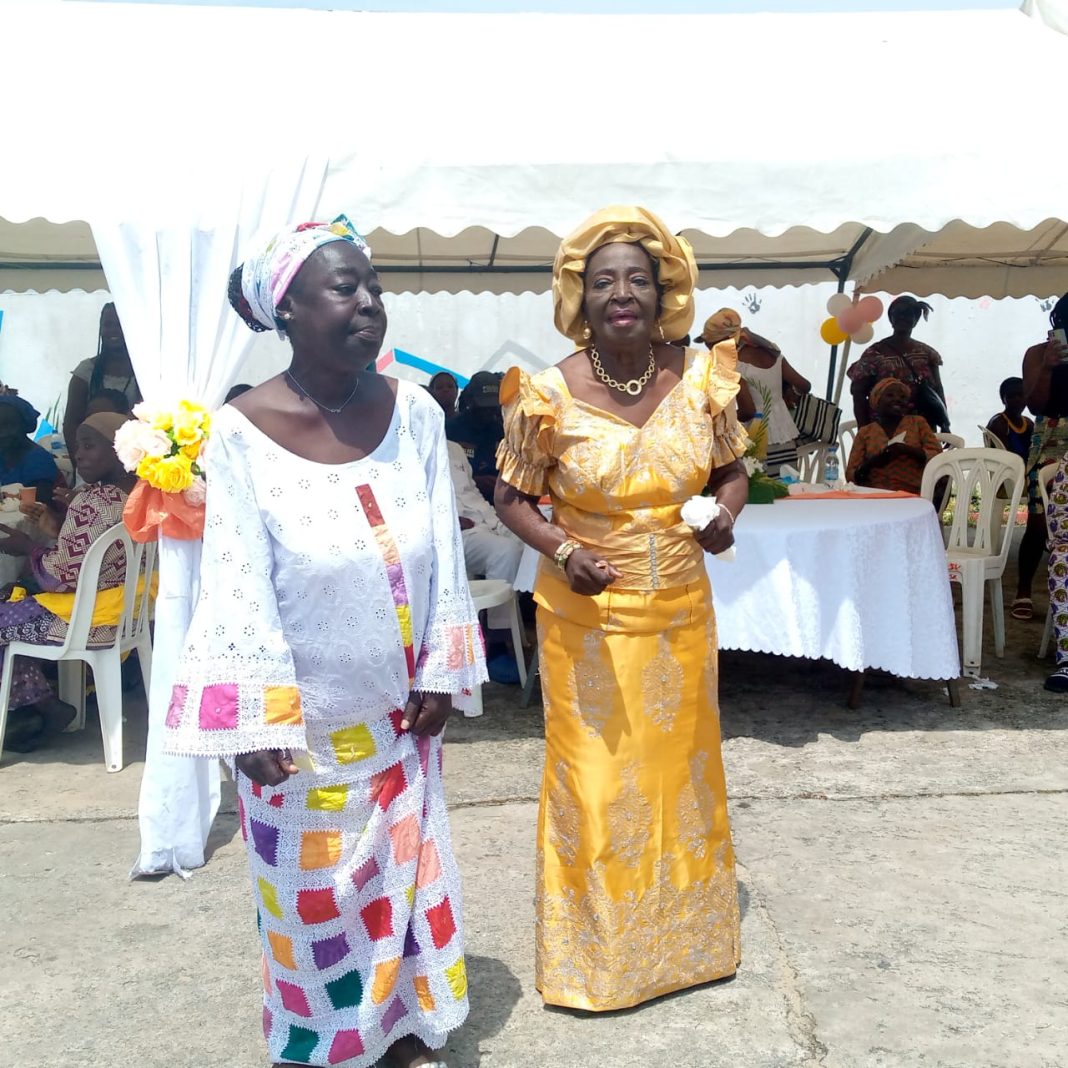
850 323 875 345
827 293 852 316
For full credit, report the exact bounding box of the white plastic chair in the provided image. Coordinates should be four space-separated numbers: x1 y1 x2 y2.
464 578 527 717
795 442 827 484
935 432 966 450
928 432 969 520
0 523 155 771
838 420 858 469
921 449 1025 678
1038 461 1059 659
980 426 1007 451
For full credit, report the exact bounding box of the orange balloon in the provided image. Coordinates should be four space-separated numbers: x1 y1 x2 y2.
820 317 849 346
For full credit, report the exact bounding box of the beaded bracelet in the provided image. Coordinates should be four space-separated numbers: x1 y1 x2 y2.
718 503 737 527
553 539 583 571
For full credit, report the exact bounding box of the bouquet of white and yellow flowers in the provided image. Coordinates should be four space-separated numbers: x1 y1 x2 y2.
115 400 212 541
115 400 211 504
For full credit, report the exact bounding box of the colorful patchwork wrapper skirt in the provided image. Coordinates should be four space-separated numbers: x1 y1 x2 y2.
240 716 467 1066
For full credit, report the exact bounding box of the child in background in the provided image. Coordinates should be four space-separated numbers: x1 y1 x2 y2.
986 376 1033 462
988 377 1041 621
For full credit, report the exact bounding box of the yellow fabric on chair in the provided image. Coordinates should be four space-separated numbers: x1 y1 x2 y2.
34 574 158 627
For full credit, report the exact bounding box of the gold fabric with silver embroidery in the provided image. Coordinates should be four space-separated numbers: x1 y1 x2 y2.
496 344 748 593
533 579 740 1011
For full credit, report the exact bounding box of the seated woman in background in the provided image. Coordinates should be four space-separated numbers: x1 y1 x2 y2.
0 395 60 505
846 378 941 494
428 370 460 416
0 412 134 753
63 303 141 462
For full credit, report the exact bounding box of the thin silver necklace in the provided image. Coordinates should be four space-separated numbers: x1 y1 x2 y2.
589 344 657 397
286 369 361 414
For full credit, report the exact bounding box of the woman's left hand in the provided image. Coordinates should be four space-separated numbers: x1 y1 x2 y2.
401 691 453 735
0 524 34 556
694 512 735 556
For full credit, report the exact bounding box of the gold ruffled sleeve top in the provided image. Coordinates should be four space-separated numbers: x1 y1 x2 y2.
497 343 748 592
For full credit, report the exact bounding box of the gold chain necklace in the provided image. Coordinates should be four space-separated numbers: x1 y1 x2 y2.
589 345 656 397
286 369 360 414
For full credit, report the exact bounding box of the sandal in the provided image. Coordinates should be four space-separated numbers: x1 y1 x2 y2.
1045 665 1068 693
1011 597 1034 621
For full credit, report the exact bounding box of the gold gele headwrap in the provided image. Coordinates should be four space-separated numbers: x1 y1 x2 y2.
868 377 909 411
552 206 698 343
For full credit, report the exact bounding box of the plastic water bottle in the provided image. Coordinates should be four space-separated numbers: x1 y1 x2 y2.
823 444 840 486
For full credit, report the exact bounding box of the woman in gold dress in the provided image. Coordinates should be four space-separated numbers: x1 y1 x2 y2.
493 206 748 1012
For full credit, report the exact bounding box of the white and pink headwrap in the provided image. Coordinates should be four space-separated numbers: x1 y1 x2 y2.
238 215 372 336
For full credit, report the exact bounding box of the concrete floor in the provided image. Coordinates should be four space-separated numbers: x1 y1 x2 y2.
1 575 1067 1067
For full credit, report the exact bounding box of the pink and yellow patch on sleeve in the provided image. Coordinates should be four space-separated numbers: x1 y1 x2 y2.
445 623 480 670
357 484 416 686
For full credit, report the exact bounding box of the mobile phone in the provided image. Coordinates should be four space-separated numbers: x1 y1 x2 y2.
1053 327 1068 359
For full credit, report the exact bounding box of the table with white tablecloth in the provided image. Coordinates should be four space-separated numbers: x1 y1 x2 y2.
514 496 960 681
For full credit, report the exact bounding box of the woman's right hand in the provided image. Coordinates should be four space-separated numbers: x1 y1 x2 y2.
235 748 299 787
564 547 621 596
20 501 60 539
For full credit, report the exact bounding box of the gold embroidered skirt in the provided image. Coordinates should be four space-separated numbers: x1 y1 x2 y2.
533 571 741 1012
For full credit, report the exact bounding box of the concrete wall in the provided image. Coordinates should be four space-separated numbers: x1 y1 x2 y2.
0 285 1057 444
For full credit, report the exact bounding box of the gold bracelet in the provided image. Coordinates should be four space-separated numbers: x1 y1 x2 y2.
553 539 582 571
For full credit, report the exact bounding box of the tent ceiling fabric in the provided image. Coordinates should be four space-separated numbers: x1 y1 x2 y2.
860 220 1068 300
1 4 1066 298
6 216 1066 301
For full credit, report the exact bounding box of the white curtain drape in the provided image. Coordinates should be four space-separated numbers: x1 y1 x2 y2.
1021 0 1068 35
90 157 326 877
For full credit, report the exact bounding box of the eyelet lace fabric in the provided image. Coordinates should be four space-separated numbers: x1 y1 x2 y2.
164 387 486 1067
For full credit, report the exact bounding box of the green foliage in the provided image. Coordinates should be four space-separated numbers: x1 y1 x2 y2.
43 394 62 432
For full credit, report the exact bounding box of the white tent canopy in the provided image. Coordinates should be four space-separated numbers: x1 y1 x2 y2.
2 4 1067 299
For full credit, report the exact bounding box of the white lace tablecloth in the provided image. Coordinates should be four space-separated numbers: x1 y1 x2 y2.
513 497 960 680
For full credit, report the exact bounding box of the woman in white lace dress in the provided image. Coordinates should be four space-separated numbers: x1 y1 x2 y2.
164 218 486 1068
